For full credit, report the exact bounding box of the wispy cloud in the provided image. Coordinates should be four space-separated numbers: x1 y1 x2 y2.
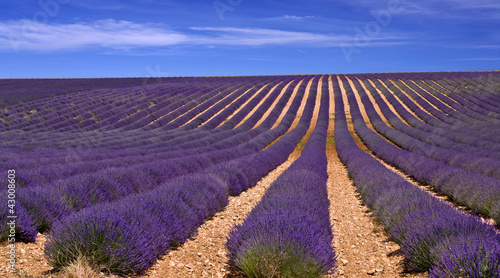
0 19 407 53
189 26 355 46
0 19 188 52
344 0 500 20
449 57 500 61
267 15 318 21
395 0 500 20
442 44 500 49
446 0 500 10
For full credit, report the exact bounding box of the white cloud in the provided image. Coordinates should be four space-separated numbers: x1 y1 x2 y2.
446 0 500 10
341 0 500 20
267 15 318 21
0 19 407 53
0 19 188 52
449 57 500 61
391 0 500 20
189 27 355 46
442 44 500 49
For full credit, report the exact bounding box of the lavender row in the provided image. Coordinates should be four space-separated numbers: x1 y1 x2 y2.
422 77 500 124
0 77 275 165
339 75 500 222
426 76 499 119
121 80 257 131
333 77 500 277
359 77 500 159
3 77 313 240
416 78 500 120
0 76 202 108
0 76 245 120
460 75 500 99
421 76 500 125
0 76 258 133
0 81 195 131
399 76 500 142
350 77 500 178
0 78 295 185
384 77 494 132
0 81 256 152
367 77 500 152
41 76 321 275
372 77 500 148
399 78 500 125
19 82 224 132
440 76 500 109
226 77 336 277
0 85 261 178
2 76 278 149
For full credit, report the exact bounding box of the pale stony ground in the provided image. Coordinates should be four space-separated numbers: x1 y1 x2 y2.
0 234 51 277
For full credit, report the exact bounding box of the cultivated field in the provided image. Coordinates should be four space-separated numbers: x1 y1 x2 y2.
0 72 499 278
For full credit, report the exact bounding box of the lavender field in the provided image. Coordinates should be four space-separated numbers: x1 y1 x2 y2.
1 71 499 277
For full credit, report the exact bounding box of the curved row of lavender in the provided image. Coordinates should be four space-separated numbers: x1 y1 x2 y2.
339 74 500 222
0 77 228 130
365 77 500 158
226 78 336 277
43 77 322 274
6 79 285 184
350 75 500 175
365 72 500 144
0 76 296 169
333 76 500 277
0 76 314 242
0 77 176 108
0 79 259 166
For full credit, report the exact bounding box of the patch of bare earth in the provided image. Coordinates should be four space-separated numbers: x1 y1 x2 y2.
0 234 52 277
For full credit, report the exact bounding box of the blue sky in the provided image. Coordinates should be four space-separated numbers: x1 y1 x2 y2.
0 0 499 78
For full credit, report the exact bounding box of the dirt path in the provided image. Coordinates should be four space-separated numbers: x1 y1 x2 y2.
214 83 270 129
0 234 50 277
144 155 299 278
389 79 447 115
264 77 311 150
384 79 441 121
234 82 283 129
253 80 293 128
405 79 457 112
328 76 426 278
198 86 255 128
373 79 422 120
270 79 304 130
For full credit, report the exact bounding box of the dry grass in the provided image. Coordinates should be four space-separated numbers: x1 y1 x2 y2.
56 257 102 278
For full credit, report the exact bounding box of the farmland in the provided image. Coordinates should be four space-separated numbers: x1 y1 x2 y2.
0 72 499 277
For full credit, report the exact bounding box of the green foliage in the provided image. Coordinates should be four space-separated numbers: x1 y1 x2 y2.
238 245 323 278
